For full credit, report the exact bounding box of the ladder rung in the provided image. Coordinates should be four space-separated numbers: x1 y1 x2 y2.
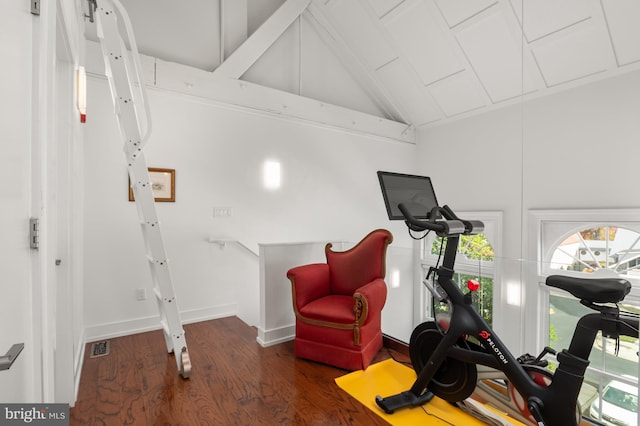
146 255 168 265
131 181 151 189
160 321 185 342
153 288 175 303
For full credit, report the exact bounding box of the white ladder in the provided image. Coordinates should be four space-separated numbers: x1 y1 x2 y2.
94 0 191 378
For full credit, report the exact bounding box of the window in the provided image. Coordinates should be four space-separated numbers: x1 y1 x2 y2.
532 209 640 425
420 212 502 326
429 234 495 325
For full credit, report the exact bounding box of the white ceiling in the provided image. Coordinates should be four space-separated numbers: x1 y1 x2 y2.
85 0 640 129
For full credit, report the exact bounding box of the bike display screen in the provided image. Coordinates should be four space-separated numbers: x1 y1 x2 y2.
377 171 439 220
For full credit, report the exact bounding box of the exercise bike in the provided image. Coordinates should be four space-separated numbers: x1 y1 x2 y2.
374 201 639 426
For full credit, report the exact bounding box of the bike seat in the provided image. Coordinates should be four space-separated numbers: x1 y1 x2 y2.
546 275 631 304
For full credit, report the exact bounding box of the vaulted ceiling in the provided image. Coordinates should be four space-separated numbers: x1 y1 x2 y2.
84 0 640 133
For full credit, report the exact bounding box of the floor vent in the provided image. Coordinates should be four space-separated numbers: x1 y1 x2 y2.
89 341 110 358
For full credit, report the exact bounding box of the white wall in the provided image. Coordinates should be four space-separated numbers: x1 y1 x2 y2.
416 70 640 352
83 74 416 339
520 71 640 210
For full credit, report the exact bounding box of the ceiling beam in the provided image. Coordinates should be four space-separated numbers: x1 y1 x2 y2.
213 0 311 79
85 37 415 143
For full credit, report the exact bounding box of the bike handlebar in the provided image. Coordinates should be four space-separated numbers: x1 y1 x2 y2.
398 203 484 236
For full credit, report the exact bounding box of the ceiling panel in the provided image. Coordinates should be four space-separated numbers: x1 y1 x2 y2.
428 71 487 116
365 0 404 19
602 0 640 66
435 0 497 28
375 59 443 126
325 0 397 70
512 0 592 42
531 20 612 86
456 9 534 102
242 20 300 98
121 0 221 71
383 0 464 85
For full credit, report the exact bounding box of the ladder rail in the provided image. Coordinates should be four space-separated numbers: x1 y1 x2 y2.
94 0 190 379
95 0 151 146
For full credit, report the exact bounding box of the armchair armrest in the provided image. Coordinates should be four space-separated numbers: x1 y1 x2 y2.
353 278 387 326
287 264 330 310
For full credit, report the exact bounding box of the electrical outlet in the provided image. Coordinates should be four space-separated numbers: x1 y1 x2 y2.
213 207 232 217
135 288 147 301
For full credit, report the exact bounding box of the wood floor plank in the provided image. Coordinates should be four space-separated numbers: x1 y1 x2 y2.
71 316 396 425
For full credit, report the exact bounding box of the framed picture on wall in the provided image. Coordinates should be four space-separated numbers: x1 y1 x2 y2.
129 167 175 202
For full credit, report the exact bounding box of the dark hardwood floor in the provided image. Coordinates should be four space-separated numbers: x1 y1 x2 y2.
70 316 410 425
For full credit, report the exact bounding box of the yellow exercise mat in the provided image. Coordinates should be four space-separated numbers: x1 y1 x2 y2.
335 359 525 425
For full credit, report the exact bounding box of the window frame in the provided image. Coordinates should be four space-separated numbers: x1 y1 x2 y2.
528 208 640 425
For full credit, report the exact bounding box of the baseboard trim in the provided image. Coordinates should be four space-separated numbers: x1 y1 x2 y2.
72 330 86 407
256 324 295 347
84 304 237 342
383 334 409 357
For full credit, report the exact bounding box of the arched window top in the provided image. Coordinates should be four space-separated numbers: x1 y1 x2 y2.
549 226 640 277
533 209 640 285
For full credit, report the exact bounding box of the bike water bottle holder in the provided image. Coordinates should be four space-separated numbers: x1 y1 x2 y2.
423 279 447 302
423 266 448 302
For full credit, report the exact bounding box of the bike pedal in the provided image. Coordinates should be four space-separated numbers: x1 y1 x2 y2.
517 353 536 364
375 391 434 414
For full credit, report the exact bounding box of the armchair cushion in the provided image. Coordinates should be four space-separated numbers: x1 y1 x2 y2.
298 295 355 324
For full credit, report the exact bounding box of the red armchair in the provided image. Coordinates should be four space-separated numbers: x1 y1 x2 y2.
287 229 393 370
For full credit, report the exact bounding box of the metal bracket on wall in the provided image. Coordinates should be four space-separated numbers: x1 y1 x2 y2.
29 218 39 250
30 0 40 15
0 344 24 371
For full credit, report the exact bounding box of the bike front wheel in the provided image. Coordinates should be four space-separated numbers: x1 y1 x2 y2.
409 321 478 402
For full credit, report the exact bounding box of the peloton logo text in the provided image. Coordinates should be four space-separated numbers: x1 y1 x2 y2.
479 331 509 365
